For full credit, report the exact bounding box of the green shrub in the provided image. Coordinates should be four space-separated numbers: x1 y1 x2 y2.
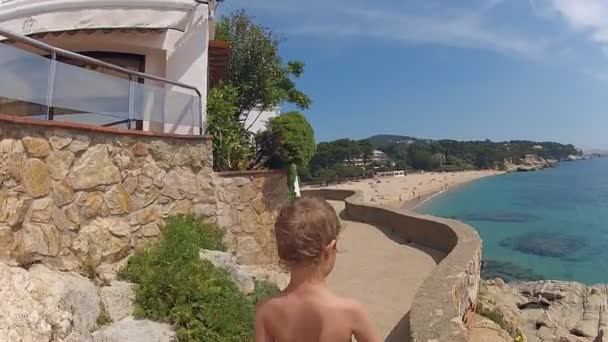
119 215 279 341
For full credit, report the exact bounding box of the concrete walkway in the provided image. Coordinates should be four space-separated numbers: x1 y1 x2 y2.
326 201 445 341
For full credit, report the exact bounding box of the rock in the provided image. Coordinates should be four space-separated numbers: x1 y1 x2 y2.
23 158 52 197
194 203 216 218
67 145 121 190
200 249 255 294
243 265 290 290
122 176 138 194
65 203 81 226
48 133 73 150
112 148 132 169
235 236 262 265
52 180 74 207
104 184 133 215
5 152 24 181
18 222 61 257
478 280 608 342
22 136 51 157
167 199 193 216
27 197 53 223
99 281 136 322
109 221 132 237
139 222 161 237
46 150 75 180
0 263 101 341
132 142 148 156
68 134 90 152
72 218 130 265
82 192 104 219
470 313 512 342
143 161 167 188
91 316 176 342
148 140 174 169
129 207 158 226
161 167 197 200
0 225 15 259
52 207 78 231
132 176 160 209
1 195 32 227
238 208 259 234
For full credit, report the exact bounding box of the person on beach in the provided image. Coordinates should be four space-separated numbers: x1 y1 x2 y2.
255 197 382 342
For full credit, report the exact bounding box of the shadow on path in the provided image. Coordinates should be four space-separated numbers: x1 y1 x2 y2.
386 311 410 342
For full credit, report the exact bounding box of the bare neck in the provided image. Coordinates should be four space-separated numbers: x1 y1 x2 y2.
286 262 327 291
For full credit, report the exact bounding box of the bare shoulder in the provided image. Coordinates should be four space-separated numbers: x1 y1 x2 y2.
331 295 367 318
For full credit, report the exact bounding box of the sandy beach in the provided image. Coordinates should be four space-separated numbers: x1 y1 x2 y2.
316 170 504 209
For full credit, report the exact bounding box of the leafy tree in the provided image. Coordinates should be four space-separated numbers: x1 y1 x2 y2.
359 140 374 164
253 111 315 168
216 10 311 127
206 84 255 171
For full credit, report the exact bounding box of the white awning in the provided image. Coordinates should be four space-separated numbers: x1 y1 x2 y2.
0 0 207 35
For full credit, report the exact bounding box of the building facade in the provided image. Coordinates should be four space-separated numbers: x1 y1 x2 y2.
0 0 217 134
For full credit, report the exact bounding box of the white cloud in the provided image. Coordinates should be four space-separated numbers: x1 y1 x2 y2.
545 0 608 43
276 1 550 60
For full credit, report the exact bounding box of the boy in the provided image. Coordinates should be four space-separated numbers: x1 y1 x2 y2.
255 197 382 342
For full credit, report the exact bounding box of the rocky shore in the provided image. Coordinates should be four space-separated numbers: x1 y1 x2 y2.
504 155 557 173
472 279 608 342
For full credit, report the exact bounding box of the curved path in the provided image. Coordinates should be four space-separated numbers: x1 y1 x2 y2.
326 201 445 340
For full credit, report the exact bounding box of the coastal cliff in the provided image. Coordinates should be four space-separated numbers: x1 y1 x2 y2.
472 279 608 342
503 155 556 172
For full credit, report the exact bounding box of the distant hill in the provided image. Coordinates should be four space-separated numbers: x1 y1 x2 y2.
366 134 423 148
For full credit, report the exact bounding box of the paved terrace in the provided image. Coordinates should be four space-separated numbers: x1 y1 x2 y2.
326 201 446 340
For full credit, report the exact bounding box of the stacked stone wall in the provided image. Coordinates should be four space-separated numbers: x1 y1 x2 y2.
215 171 289 265
0 116 217 277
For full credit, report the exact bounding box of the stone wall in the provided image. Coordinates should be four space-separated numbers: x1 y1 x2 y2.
215 170 289 266
0 115 216 278
302 188 482 342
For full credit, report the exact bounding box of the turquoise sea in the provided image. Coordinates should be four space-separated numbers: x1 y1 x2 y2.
417 158 608 284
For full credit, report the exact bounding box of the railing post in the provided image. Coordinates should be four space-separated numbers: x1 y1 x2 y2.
128 75 135 130
45 51 57 120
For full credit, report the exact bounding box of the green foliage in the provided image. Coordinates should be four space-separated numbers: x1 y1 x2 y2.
251 280 281 305
119 215 278 341
206 84 255 171
253 111 315 170
216 10 311 117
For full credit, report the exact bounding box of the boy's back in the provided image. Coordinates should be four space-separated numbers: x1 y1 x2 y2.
256 283 374 342
256 197 381 342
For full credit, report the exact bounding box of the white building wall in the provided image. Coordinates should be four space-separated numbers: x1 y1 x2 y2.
244 106 280 134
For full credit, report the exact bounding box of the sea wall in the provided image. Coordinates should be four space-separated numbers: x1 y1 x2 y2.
302 188 482 342
0 115 219 278
215 170 289 265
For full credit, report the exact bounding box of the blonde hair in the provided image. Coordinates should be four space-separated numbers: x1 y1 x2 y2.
275 197 342 265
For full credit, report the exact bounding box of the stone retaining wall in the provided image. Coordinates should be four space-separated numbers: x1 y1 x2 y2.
215 170 289 265
302 188 482 342
0 115 217 278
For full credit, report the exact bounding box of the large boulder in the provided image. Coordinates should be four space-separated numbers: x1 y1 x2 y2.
199 249 255 294
0 263 101 341
91 317 176 342
99 281 136 323
475 279 608 342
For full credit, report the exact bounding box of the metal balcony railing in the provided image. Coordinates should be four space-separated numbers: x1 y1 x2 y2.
0 27 203 134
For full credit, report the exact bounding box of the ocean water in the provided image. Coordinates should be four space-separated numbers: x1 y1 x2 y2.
417 158 608 284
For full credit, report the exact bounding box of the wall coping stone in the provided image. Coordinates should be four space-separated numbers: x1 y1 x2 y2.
302 188 482 342
216 169 286 177
0 114 212 140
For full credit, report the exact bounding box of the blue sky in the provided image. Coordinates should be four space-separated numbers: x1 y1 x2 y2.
218 1 608 149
